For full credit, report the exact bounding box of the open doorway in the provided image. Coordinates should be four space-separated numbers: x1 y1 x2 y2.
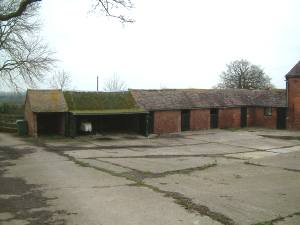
74 113 148 136
181 110 190 131
240 107 247 128
277 108 287 129
37 113 65 135
210 109 218 128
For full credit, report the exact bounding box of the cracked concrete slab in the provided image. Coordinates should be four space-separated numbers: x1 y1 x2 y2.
188 130 259 144
100 157 238 173
226 151 279 160
248 151 300 171
223 136 300 150
64 143 250 160
1 219 29 225
6 149 132 189
0 212 14 220
130 142 252 156
79 158 131 173
64 148 142 159
177 142 253 155
46 185 223 225
267 145 300 153
274 214 300 225
2 130 300 225
150 137 208 146
144 162 300 225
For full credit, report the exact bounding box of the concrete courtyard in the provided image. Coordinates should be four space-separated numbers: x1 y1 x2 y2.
0 129 300 225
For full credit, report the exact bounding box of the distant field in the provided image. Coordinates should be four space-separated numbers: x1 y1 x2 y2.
0 91 25 104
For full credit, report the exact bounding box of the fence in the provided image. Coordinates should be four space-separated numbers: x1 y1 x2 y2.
0 114 24 133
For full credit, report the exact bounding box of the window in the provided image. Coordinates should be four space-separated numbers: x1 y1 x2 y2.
264 107 272 116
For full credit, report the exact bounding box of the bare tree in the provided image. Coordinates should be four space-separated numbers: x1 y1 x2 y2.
91 0 135 23
0 0 134 23
49 70 72 90
0 0 41 22
0 0 134 90
103 74 127 92
216 59 274 90
0 0 55 90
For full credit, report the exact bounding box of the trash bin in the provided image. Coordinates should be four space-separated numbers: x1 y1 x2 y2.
16 120 28 136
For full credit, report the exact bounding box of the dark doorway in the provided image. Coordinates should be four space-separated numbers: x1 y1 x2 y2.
277 108 287 129
74 113 148 135
37 113 64 135
210 109 218 128
240 107 247 128
181 110 190 131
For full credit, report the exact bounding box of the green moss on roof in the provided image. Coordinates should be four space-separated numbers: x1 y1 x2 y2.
63 91 144 112
28 89 68 112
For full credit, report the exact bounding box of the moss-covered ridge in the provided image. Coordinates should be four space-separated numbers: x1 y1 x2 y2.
63 91 145 113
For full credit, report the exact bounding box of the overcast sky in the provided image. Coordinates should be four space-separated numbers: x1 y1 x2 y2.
40 0 300 91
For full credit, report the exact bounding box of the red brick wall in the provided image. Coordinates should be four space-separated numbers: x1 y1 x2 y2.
247 107 255 127
24 98 37 137
252 107 277 129
153 111 181 134
218 108 241 128
190 109 210 130
287 77 300 129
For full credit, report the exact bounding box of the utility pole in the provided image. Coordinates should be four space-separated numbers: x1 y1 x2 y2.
97 76 99 92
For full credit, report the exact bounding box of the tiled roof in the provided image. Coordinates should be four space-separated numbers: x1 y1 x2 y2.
286 61 300 77
26 88 287 113
130 89 287 110
26 89 68 112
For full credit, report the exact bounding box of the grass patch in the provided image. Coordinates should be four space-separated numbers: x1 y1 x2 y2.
253 222 272 225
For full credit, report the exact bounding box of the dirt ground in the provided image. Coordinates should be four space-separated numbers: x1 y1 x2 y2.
0 129 300 225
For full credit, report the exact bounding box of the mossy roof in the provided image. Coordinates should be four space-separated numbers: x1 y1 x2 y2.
26 89 68 112
63 91 145 113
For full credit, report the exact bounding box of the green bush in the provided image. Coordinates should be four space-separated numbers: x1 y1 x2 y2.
0 103 24 114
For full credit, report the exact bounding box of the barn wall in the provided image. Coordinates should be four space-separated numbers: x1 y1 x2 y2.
218 108 241 128
287 77 300 129
247 107 255 127
252 107 277 129
24 97 37 137
153 111 181 134
190 109 210 130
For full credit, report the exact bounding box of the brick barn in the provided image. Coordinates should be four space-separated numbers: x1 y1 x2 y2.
131 88 287 133
24 61 300 137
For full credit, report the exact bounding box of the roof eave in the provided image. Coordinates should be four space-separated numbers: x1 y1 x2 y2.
70 111 148 116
